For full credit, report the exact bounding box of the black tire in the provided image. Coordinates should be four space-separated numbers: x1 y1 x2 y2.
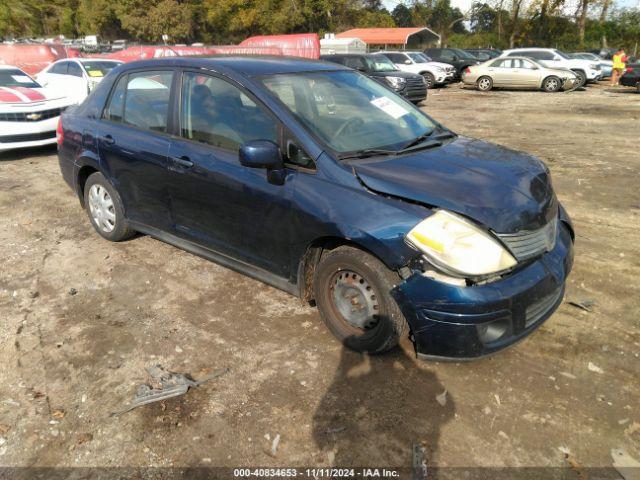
423 72 435 88
477 76 493 91
542 76 562 92
83 172 134 242
313 246 408 354
572 70 586 88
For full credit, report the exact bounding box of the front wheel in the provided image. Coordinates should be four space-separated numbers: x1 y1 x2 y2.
423 72 435 88
313 246 408 354
542 76 561 92
477 76 493 91
572 70 586 88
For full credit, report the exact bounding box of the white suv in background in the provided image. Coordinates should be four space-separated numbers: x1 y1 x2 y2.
375 51 456 88
500 48 601 87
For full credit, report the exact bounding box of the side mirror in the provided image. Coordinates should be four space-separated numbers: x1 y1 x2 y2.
404 59 412 64
452 55 459 61
239 140 282 169
239 140 285 185
356 66 367 72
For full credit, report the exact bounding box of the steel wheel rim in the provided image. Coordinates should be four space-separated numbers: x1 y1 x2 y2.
546 78 559 91
479 78 491 90
329 269 380 332
88 184 116 233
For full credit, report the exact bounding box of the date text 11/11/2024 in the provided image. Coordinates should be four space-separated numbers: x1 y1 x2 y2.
233 468 402 477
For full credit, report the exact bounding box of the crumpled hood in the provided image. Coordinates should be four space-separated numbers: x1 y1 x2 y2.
351 136 557 233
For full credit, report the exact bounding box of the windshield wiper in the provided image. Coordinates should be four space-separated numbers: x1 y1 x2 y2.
339 148 398 160
401 130 436 150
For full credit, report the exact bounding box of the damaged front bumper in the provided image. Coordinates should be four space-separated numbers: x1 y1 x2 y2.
392 218 574 360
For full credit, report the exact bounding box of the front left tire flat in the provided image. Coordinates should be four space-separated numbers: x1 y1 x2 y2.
313 246 408 354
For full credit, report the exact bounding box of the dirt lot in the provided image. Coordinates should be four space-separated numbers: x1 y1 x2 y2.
1 82 639 477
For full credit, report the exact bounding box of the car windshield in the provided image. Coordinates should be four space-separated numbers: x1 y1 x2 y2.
408 52 427 63
260 70 437 154
365 56 398 72
0 68 40 88
80 61 121 78
555 50 571 59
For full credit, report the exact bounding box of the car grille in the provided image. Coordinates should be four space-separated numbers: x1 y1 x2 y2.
525 286 563 328
404 77 427 97
495 218 557 261
0 131 56 143
0 107 66 122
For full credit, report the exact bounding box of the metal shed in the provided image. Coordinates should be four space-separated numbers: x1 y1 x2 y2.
336 28 440 50
320 35 367 55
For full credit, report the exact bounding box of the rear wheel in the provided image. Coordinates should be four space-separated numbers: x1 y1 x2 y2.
313 246 407 354
477 76 493 91
542 76 561 92
423 72 435 88
83 172 134 242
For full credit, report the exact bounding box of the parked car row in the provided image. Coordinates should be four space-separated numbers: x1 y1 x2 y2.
320 54 428 103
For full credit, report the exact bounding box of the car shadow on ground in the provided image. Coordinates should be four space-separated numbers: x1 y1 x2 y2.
0 144 57 161
312 344 454 476
602 87 639 94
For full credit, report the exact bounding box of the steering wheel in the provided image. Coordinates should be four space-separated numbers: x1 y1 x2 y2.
334 117 365 139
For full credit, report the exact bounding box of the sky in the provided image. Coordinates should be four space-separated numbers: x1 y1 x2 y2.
383 0 639 14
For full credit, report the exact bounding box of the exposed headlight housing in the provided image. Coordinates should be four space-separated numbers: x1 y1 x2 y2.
385 76 406 90
406 210 517 277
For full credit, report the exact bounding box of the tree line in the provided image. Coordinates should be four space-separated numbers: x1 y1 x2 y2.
1 0 638 52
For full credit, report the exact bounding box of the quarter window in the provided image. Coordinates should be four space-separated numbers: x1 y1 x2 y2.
103 70 172 132
180 72 277 151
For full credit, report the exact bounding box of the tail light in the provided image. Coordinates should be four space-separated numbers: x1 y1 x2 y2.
464 67 471 74
626 67 633 73
56 117 64 146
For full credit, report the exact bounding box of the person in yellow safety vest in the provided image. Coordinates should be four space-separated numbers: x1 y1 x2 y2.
611 49 628 86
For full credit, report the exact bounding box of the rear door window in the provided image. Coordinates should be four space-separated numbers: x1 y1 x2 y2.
103 70 173 132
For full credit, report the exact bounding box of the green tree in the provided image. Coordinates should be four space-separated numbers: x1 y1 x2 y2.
391 4 412 27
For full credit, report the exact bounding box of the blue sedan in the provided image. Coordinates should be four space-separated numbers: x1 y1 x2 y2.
56 56 574 359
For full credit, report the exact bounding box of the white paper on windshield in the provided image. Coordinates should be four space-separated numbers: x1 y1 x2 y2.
370 96 408 119
11 75 33 83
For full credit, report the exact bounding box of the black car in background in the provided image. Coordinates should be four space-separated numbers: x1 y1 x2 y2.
620 62 640 91
464 49 502 61
320 54 427 103
423 48 482 79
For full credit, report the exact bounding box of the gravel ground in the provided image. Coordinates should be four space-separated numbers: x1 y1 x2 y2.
0 81 638 477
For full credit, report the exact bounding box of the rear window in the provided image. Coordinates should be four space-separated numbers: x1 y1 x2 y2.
0 69 40 88
81 61 121 78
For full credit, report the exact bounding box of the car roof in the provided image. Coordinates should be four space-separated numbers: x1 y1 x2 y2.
121 55 349 76
504 48 555 52
78 58 123 63
0 65 23 71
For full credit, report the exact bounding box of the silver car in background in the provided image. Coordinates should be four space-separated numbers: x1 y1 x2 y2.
462 56 579 92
